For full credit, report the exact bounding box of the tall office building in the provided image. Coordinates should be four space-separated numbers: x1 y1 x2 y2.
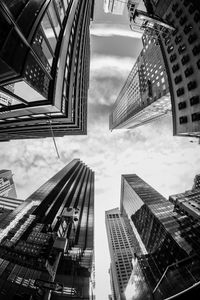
0 0 95 141
0 159 94 300
143 0 200 138
169 174 200 220
109 33 171 130
106 174 200 299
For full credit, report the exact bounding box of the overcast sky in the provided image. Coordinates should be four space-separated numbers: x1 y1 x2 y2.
0 1 200 299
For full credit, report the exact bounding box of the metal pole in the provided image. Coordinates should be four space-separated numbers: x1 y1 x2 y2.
48 120 60 159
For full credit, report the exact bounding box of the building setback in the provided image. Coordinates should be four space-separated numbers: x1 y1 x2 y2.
106 174 200 299
169 174 200 221
0 159 94 300
143 0 200 137
109 32 171 131
0 0 94 141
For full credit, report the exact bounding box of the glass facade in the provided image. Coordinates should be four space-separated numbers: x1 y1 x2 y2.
109 32 171 131
0 159 94 300
0 0 94 140
119 174 200 299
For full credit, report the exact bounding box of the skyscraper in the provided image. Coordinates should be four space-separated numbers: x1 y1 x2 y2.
109 33 171 131
143 0 200 138
169 174 200 220
106 174 200 299
0 0 95 141
0 159 94 300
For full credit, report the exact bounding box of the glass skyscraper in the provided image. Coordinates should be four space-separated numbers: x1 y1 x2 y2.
0 159 94 300
0 0 94 141
106 174 200 299
109 32 171 131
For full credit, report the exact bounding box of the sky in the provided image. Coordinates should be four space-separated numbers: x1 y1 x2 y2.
0 1 200 299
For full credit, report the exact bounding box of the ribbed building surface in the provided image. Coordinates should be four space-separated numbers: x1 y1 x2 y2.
0 159 94 300
106 174 200 300
109 33 171 131
144 0 200 137
0 0 94 141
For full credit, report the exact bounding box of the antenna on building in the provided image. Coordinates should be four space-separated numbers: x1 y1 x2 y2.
48 119 60 159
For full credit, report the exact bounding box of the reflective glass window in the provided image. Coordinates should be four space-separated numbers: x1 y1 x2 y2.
5 81 45 102
54 0 65 23
48 2 60 37
41 13 57 53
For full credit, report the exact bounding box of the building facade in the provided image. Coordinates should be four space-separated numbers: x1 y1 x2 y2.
143 0 200 137
0 169 17 198
109 33 171 131
106 174 200 299
0 0 94 141
0 159 94 300
105 208 145 300
104 0 126 15
169 174 200 220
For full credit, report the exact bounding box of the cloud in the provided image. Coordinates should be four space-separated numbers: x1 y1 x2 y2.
90 23 142 39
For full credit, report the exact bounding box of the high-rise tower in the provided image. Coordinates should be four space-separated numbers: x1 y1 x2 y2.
0 159 94 300
106 174 200 299
109 33 171 131
0 0 95 141
143 0 200 138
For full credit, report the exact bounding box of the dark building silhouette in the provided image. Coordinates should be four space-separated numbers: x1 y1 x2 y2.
0 159 94 300
143 0 200 138
106 174 200 300
0 0 94 141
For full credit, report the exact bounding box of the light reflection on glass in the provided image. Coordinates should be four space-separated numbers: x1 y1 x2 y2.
0 201 40 243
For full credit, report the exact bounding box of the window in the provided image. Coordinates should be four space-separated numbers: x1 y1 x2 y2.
197 59 200 69
167 45 174 54
175 35 182 44
192 45 200 56
178 101 186 110
187 81 197 91
178 44 186 54
194 13 200 23
179 116 188 124
184 67 193 77
180 16 187 25
183 0 190 7
172 3 178 11
175 9 183 18
172 63 179 73
170 53 177 62
181 55 190 65
184 24 193 34
188 34 198 44
177 87 184 96
188 4 196 14
192 113 200 122
175 75 182 84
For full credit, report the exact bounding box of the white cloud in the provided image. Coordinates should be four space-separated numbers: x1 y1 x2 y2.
90 23 142 39
91 55 135 74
